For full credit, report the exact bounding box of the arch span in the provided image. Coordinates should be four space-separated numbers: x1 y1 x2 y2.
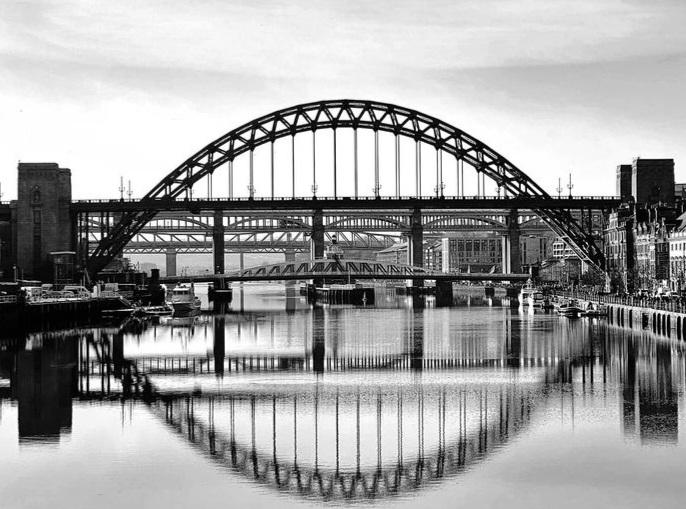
88 99 605 275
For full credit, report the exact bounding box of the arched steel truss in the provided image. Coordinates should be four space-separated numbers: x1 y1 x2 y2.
88 99 606 275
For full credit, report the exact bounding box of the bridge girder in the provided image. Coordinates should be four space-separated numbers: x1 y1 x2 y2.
83 208 599 235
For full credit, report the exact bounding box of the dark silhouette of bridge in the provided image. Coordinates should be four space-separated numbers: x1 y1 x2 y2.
67 99 618 279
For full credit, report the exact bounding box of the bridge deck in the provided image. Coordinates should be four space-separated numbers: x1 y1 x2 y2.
159 272 529 283
71 195 620 213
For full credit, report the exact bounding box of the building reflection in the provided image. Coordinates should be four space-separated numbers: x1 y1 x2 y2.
12 335 77 443
619 333 679 445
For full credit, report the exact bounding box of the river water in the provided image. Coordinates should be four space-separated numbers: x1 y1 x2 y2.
1 285 685 508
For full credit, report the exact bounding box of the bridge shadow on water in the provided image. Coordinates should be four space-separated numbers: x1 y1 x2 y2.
0 306 684 502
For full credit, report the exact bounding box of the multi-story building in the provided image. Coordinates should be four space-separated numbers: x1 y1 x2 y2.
424 240 442 272
633 206 679 291
668 213 686 292
604 206 635 293
617 164 632 200
376 242 408 265
634 222 656 290
440 233 502 273
631 158 675 205
669 231 686 292
539 257 582 284
520 232 555 267
552 240 577 260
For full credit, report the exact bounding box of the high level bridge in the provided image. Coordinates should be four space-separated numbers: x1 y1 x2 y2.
2 100 620 281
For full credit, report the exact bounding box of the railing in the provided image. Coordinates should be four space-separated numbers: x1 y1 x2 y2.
0 295 18 304
557 290 686 314
72 195 620 204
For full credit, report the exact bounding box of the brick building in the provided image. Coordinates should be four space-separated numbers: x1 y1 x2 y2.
631 158 675 204
634 221 671 291
604 206 635 293
668 215 686 292
13 163 73 281
617 164 632 200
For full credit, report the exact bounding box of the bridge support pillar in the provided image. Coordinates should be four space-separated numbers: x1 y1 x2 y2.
312 307 325 373
213 315 225 377
408 208 424 268
311 209 325 260
507 209 521 274
435 280 453 307
165 248 177 278
212 211 225 274
407 208 424 290
112 331 124 379
410 312 424 370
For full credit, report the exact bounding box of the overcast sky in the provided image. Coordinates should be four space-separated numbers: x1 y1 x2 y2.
1 0 685 199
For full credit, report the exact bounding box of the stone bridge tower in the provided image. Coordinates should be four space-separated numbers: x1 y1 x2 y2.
14 163 72 281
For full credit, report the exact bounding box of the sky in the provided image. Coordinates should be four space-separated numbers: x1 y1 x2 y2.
1 0 685 200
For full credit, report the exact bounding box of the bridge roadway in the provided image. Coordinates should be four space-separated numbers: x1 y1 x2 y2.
72 194 615 278
160 272 529 284
71 195 619 213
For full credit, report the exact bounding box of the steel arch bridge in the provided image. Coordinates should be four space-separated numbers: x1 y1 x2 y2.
86 99 614 276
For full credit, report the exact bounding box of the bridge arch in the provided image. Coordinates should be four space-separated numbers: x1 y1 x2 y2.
423 215 506 230
88 99 605 275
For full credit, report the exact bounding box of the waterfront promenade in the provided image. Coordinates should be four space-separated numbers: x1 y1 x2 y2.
557 290 686 338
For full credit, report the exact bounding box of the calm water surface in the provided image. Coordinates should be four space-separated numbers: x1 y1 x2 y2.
1 285 685 508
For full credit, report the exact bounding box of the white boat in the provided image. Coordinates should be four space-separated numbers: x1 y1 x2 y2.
558 299 583 318
528 290 548 308
519 280 544 307
169 283 201 315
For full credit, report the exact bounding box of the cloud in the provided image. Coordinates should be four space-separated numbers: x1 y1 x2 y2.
0 0 684 198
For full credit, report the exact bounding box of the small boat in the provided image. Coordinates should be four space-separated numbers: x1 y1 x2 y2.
558 299 583 318
520 280 545 308
169 283 201 315
583 303 607 318
140 305 174 316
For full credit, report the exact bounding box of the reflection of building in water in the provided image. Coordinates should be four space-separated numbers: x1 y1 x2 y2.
619 335 678 445
14 336 77 443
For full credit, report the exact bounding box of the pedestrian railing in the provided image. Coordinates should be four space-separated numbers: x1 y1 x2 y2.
556 290 686 313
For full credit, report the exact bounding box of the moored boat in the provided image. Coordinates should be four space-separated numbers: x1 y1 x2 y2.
558 298 583 318
582 303 607 317
520 280 547 308
169 283 201 315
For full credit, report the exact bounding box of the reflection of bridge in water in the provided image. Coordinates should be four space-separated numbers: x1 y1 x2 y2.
82 309 593 501
152 384 535 500
1 312 683 501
